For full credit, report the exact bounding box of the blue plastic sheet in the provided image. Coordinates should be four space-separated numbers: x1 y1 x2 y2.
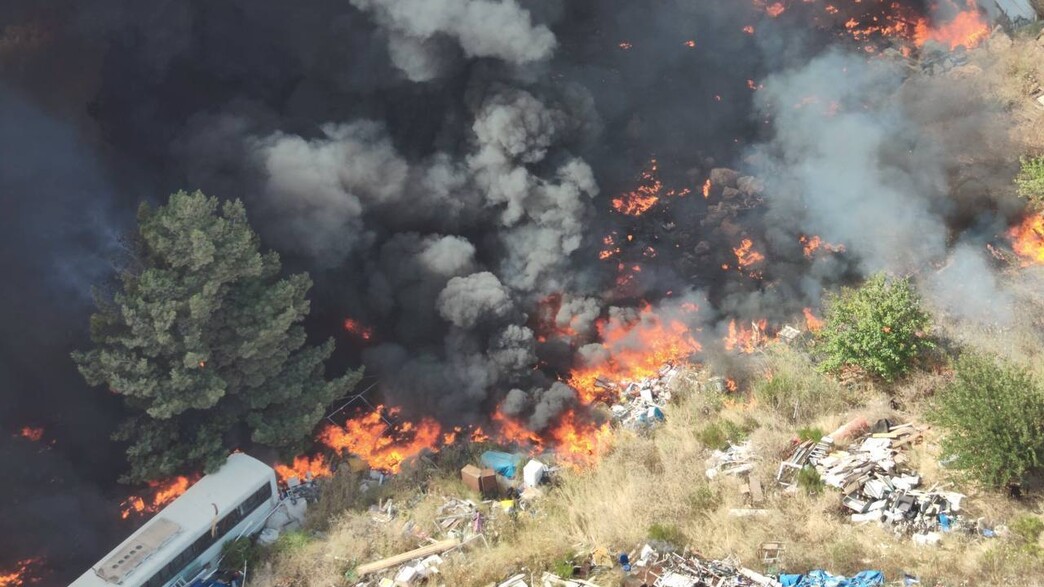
480 451 522 477
778 569 884 587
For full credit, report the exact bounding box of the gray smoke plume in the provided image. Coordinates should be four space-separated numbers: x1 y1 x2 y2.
746 50 1017 323
351 0 557 81
437 271 515 328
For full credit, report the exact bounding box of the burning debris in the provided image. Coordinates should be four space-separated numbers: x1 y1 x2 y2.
610 160 691 217
602 362 680 430
15 427 43 443
119 475 195 520
0 559 43 587
1008 213 1044 266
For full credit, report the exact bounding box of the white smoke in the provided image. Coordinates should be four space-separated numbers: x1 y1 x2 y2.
351 0 557 81
748 50 1015 325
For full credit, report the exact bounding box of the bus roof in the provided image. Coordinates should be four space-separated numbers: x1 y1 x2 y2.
71 453 275 587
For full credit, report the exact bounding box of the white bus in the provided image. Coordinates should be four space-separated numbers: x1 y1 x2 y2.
71 453 278 587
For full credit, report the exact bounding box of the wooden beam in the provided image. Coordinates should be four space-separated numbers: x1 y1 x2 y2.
355 537 460 576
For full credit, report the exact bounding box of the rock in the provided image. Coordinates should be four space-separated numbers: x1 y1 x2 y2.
709 167 741 188
736 176 764 195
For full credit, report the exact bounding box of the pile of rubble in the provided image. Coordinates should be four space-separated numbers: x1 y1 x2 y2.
629 549 780 587
600 363 680 430
776 419 967 543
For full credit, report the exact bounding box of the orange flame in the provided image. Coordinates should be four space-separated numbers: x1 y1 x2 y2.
799 234 845 258
343 318 374 341
120 475 195 519
733 239 765 278
568 303 701 403
702 179 712 199
725 378 738 393
318 407 442 473
803 308 824 332
1008 213 1044 266
610 160 690 217
274 454 333 482
18 427 43 442
912 6 989 50
546 410 613 467
492 410 544 448
724 318 769 354
0 558 42 587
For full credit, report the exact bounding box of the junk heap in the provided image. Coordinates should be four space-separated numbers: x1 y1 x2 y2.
776 418 967 543
599 363 680 430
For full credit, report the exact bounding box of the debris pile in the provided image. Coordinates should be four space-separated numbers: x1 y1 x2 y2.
705 441 756 479
625 545 781 587
777 420 967 542
603 363 680 430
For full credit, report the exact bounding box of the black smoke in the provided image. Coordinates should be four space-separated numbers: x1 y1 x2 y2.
0 0 1021 583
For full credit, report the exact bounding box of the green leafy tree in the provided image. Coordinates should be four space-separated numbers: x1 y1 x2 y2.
73 191 360 482
1016 156 1044 204
817 273 933 381
929 353 1044 488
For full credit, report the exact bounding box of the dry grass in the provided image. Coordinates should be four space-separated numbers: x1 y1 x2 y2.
251 38 1044 587
251 355 1044 586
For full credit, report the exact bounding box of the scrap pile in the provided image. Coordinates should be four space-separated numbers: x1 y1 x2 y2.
628 546 780 587
603 363 680 430
704 441 756 479
777 420 967 542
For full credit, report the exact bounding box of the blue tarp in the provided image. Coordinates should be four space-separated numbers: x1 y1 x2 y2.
480 451 522 477
779 570 884 587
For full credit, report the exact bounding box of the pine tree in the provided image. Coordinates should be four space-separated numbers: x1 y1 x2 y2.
73 191 360 482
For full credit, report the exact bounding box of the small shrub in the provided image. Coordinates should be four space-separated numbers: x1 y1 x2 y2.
797 426 824 443
222 537 258 570
1011 515 1044 545
817 273 934 382
929 353 1044 488
271 531 312 556
1016 156 1044 204
797 466 824 495
551 556 576 578
687 485 721 516
648 523 686 546
697 418 752 450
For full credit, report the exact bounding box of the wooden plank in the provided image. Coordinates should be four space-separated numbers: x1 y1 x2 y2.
749 477 764 505
356 537 460 576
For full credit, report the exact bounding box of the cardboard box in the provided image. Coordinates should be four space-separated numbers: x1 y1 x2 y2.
460 465 497 496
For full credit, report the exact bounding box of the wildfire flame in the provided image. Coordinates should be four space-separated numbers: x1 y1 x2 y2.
318 407 442 474
803 307 825 332
751 0 989 52
568 303 701 403
702 179 712 198
799 234 845 258
17 427 43 442
274 454 333 482
1008 213 1044 266
343 318 374 341
610 160 690 217
732 238 765 278
0 559 42 587
724 318 769 353
912 5 989 50
120 476 194 519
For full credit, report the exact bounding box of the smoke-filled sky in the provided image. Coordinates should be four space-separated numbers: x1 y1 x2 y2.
0 0 1025 583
